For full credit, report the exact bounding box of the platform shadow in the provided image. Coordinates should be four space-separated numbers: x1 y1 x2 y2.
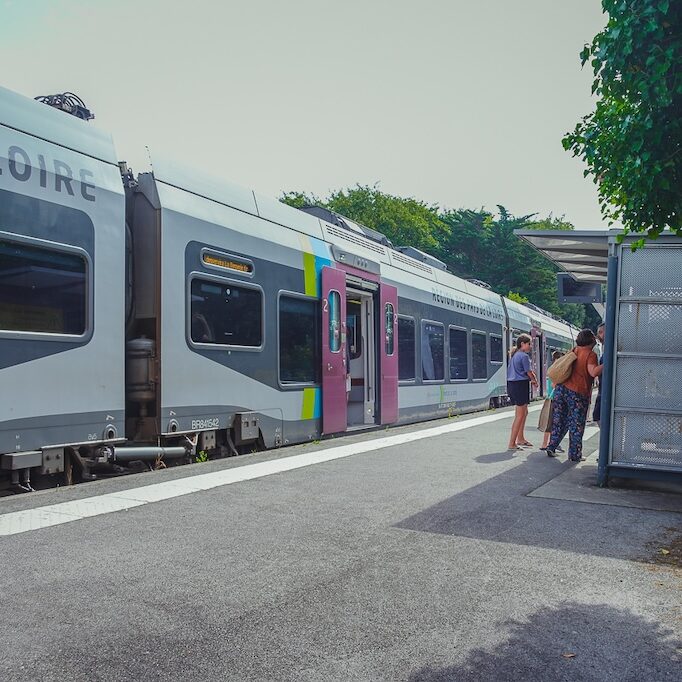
408 602 681 681
395 447 678 561
475 450 518 464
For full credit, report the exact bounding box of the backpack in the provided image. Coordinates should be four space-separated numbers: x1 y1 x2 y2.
547 349 577 385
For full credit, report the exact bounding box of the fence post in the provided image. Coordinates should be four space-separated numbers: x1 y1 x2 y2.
597 253 619 487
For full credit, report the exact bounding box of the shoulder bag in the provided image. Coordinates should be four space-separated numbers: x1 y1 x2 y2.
547 348 577 385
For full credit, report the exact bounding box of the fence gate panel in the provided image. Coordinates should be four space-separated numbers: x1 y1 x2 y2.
609 242 682 472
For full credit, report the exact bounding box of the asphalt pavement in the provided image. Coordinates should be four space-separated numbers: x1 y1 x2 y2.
1 406 680 681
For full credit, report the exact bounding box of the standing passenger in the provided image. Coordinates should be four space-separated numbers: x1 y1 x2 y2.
507 334 538 450
546 329 602 461
538 350 563 450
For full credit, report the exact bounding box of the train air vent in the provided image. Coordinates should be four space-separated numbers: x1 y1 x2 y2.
394 246 447 272
298 206 392 249
391 251 433 274
323 224 387 256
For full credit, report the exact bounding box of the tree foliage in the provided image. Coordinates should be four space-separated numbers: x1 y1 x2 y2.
563 0 681 245
281 186 595 328
507 291 529 304
285 184 447 254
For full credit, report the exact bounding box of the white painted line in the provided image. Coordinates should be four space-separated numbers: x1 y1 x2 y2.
0 405 541 537
0 508 81 535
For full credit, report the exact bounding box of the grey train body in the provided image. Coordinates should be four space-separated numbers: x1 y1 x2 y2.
0 86 577 490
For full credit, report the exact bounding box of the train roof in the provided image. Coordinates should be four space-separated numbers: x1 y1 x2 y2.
149 154 586 331
0 86 118 165
149 153 506 312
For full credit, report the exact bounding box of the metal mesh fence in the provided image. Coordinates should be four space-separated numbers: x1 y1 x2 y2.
614 357 682 411
611 241 682 474
620 247 682 298
617 303 682 354
611 411 682 468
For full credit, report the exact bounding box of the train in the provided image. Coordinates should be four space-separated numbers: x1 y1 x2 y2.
0 86 579 493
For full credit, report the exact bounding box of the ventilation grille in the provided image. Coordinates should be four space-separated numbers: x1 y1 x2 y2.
324 224 387 256
391 251 433 274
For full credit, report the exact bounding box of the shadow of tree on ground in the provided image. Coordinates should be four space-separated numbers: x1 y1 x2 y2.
408 602 681 682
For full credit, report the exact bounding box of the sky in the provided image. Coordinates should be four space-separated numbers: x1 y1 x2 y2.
1 0 609 228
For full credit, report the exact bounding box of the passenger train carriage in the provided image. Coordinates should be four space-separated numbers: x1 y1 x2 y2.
0 86 577 491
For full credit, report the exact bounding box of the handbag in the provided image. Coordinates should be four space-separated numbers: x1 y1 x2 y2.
537 399 553 432
547 349 577 385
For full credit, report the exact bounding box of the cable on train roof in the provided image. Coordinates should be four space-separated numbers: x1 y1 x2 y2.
34 92 94 121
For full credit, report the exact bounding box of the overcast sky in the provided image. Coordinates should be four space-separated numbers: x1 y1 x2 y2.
1 0 608 227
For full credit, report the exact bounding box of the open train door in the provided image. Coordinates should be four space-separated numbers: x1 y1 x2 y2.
379 283 399 424
321 266 347 435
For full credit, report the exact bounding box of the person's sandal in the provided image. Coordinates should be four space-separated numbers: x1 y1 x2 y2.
546 449 558 458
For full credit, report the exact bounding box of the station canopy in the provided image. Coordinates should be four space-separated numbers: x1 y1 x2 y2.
514 229 612 284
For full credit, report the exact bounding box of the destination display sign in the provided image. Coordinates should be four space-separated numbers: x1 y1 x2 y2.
202 251 253 275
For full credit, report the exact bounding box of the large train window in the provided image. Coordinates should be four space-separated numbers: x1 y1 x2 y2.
279 294 320 384
422 320 445 382
398 316 416 381
190 277 262 347
328 290 341 353
472 331 487 379
0 239 87 335
385 303 395 355
449 327 468 380
490 334 503 363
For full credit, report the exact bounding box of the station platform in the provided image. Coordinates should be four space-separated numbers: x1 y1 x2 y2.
0 404 680 681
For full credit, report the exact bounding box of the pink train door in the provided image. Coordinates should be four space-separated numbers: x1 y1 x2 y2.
321 266 347 435
380 283 399 424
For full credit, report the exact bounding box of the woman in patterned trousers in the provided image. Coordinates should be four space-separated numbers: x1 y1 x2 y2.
546 329 602 462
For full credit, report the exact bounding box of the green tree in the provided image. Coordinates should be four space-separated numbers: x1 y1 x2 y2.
563 0 682 246
437 206 586 327
326 185 447 253
281 190 321 209
507 291 529 304
282 184 448 253
437 208 493 279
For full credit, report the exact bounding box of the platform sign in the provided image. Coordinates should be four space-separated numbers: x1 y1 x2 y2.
557 274 603 304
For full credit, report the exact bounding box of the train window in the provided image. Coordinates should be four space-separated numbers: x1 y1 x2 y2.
190 277 262 347
422 321 445 381
347 299 362 359
385 303 395 356
279 295 320 384
0 239 87 335
490 334 503 363
328 290 341 352
449 327 468 380
398 316 416 380
472 331 487 379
